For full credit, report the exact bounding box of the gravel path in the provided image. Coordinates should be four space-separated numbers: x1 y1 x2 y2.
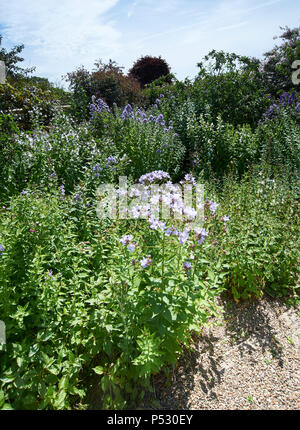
142 295 300 410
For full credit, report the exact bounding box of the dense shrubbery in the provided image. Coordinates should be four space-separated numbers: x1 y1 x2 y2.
260 25 300 95
0 80 62 130
0 27 299 410
128 55 171 89
65 60 141 121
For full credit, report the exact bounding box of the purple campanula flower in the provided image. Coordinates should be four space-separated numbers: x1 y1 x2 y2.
140 256 152 269
0 244 4 254
121 104 134 120
184 261 192 272
221 215 230 222
127 243 136 253
120 235 134 246
178 229 189 244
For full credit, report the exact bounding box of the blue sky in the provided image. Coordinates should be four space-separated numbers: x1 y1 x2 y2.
0 0 299 87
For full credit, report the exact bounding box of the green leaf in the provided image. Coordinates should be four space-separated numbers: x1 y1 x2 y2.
0 391 5 408
93 366 104 375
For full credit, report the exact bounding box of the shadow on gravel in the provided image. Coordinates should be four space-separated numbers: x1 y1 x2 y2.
223 297 285 367
140 295 290 409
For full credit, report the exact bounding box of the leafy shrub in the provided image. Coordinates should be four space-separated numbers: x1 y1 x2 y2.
257 104 300 173
260 25 300 95
0 172 227 409
195 50 270 128
216 172 300 301
65 60 141 121
89 100 185 180
0 80 60 130
128 55 171 89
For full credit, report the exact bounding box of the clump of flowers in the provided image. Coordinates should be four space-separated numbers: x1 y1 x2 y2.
261 91 300 123
89 97 110 117
139 171 171 185
140 256 152 268
120 235 136 253
93 164 102 177
121 104 134 120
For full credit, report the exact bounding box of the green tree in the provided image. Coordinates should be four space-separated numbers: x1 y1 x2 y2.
0 35 35 80
260 25 300 95
128 55 171 88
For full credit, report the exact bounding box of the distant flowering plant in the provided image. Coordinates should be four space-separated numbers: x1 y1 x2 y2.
89 97 110 117
261 91 300 123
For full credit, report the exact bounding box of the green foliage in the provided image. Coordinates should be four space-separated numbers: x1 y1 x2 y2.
195 50 270 128
0 35 35 79
256 107 300 173
0 80 62 130
89 104 185 180
65 60 141 121
216 172 300 301
260 25 300 95
128 55 171 89
0 186 223 409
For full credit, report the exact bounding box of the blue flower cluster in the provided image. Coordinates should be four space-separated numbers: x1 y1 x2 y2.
261 92 300 123
89 98 110 117
121 104 134 119
120 105 174 133
139 170 171 185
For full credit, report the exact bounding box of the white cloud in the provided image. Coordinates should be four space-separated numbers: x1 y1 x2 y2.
0 0 121 83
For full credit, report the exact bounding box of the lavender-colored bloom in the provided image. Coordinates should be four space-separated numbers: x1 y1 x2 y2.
194 227 208 244
93 164 102 177
120 235 133 246
21 190 27 195
121 104 134 120
183 206 197 220
184 261 192 271
139 171 170 185
155 113 165 126
105 156 118 168
208 201 219 214
165 227 179 237
60 185 65 196
149 218 166 231
180 174 197 187
178 229 189 244
48 269 53 277
140 256 152 269
89 98 110 117
221 215 230 222
127 243 136 253
0 244 4 254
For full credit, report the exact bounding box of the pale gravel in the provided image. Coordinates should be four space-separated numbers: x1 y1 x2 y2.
141 295 300 410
